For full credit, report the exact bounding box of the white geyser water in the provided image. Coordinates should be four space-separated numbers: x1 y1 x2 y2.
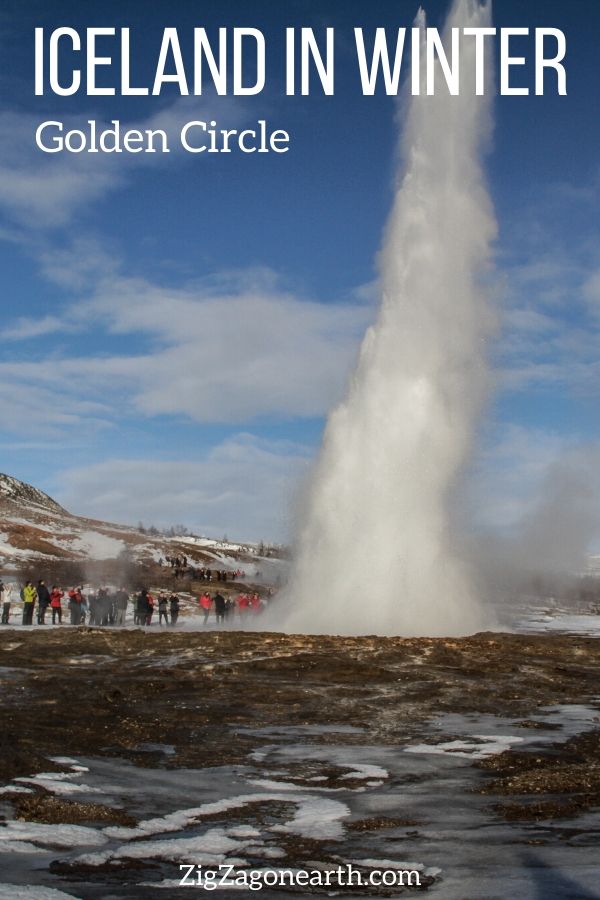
279 0 497 636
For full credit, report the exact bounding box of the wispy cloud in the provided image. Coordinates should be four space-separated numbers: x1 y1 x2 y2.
0 378 113 438
0 262 374 432
55 434 311 542
0 97 249 229
1 314 74 341
493 175 600 399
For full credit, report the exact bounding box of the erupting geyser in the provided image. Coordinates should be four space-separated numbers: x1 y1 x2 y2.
281 0 497 636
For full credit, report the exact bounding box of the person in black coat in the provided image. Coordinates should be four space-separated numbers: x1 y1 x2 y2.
114 588 129 626
169 594 180 625
136 589 149 626
158 594 169 626
213 592 226 624
37 580 51 624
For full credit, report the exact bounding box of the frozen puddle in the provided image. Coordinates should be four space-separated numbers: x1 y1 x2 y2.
404 734 525 759
0 749 432 898
0 705 599 898
518 609 600 636
404 704 600 761
0 888 80 900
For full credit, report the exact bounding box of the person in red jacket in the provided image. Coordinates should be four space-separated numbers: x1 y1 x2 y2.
146 593 155 626
237 593 249 617
68 587 83 625
199 592 212 625
50 586 64 625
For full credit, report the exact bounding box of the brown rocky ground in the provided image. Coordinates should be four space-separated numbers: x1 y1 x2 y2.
1 627 600 823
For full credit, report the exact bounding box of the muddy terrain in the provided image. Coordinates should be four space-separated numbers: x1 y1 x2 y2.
1 627 600 898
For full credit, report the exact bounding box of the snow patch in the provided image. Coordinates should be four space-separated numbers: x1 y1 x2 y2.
48 758 89 771
404 735 524 759
271 797 350 840
76 827 248 867
0 821 108 849
245 778 307 792
521 612 600 636
64 531 124 560
340 764 388 780
15 774 102 795
0 887 81 899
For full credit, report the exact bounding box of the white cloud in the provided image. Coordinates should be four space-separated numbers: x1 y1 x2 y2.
36 237 119 291
1 314 72 341
0 97 249 229
494 245 600 394
54 434 311 542
0 111 121 227
583 268 600 314
488 170 600 398
0 378 113 438
0 266 373 430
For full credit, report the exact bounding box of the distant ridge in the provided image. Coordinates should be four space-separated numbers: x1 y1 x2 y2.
0 473 66 515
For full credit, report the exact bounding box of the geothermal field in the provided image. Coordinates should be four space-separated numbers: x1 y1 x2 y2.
1 609 600 899
1 1 597 898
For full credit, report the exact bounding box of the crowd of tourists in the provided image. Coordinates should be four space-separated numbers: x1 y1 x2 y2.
158 554 245 581
0 579 265 628
197 590 263 624
160 556 245 583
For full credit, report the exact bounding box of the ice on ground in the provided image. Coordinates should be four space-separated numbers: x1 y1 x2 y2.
0 887 82 900
226 826 261 839
15 774 102 795
245 845 286 859
0 821 108 849
137 881 191 891
137 876 266 891
247 763 385 793
271 797 350 840
76 827 249 867
103 794 276 841
245 778 308 792
340 764 388 780
541 704 600 732
349 859 442 879
104 802 228 840
519 611 600 636
18 772 79 781
0 841 50 855
105 790 350 845
403 735 524 759
48 758 89 771
240 724 364 737
349 857 426 871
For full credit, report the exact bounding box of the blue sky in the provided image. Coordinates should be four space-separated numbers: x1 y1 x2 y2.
0 0 598 543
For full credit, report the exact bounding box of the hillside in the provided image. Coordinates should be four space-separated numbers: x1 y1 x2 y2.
0 472 278 576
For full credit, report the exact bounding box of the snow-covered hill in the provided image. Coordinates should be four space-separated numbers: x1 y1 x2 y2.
0 472 277 571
